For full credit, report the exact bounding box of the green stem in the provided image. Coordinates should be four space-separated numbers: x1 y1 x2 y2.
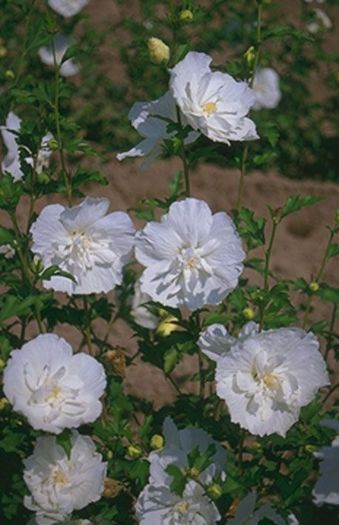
325 304 337 360
259 220 278 330
83 296 93 354
176 107 190 197
52 42 72 206
236 145 248 210
302 228 335 329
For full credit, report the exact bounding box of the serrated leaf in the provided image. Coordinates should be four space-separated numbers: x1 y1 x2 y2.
327 243 339 258
280 194 325 219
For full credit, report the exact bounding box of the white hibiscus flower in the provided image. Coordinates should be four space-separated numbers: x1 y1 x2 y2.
23 431 106 525
135 198 245 310
199 325 329 436
3 333 106 433
1 112 52 180
30 197 135 295
149 416 227 486
313 420 339 506
198 322 258 361
0 243 15 259
136 480 221 525
48 0 90 18
38 34 80 78
307 8 332 33
170 51 258 144
117 90 199 170
227 492 286 525
252 68 281 110
131 280 159 329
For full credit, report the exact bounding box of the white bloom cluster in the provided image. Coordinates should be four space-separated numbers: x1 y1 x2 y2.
117 91 199 170
252 68 281 110
135 197 245 310
39 34 79 78
1 112 52 180
199 323 329 436
136 417 225 524
23 431 106 525
118 51 258 169
30 197 135 295
313 419 339 506
3 334 106 433
48 0 90 18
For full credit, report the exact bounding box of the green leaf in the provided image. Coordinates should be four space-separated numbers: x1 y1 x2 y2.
318 284 339 304
173 44 190 64
40 265 77 283
164 347 180 374
166 464 187 496
0 295 43 324
327 243 339 259
236 207 266 249
262 25 314 43
72 169 108 189
280 194 325 219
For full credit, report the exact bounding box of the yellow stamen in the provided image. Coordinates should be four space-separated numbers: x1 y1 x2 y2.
202 101 217 115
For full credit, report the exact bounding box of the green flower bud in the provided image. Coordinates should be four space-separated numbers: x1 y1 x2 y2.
150 434 164 450
127 444 143 458
309 281 319 293
242 306 255 320
179 9 194 22
207 483 223 500
5 69 15 80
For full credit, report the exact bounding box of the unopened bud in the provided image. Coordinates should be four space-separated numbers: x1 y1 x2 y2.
150 434 164 450
179 9 194 22
244 46 256 67
48 138 59 151
103 478 123 498
0 358 5 370
309 281 319 293
0 46 7 58
107 450 113 460
104 347 126 377
305 444 317 454
32 255 44 274
207 483 223 500
156 315 178 336
186 467 200 479
148 37 170 64
242 307 255 320
5 69 15 80
127 444 143 458
37 172 50 184
0 397 9 410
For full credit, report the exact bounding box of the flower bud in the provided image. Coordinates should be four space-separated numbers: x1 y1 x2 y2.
305 444 317 454
0 358 5 370
32 255 44 274
103 477 123 498
0 46 7 58
107 450 113 460
207 483 223 500
104 348 126 377
148 37 170 64
127 444 143 458
5 69 15 80
37 172 50 184
150 434 164 450
244 46 256 67
309 281 319 293
156 315 178 336
186 466 200 479
48 137 59 150
179 9 194 22
0 397 9 410
242 306 255 320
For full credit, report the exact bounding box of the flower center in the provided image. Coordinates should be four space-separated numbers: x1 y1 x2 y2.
51 467 69 487
174 500 190 514
202 101 217 116
47 385 62 402
262 372 279 389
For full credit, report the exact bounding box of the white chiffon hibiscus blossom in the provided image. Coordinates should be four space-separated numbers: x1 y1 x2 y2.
39 34 79 77
1 112 52 180
23 431 106 525
136 480 221 525
117 90 199 170
252 68 281 110
199 324 329 436
3 333 106 433
170 51 258 144
135 198 245 310
30 197 135 294
48 0 90 17
149 416 227 486
313 420 339 506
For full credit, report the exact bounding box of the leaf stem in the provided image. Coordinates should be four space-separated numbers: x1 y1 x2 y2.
176 107 190 197
259 219 278 330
